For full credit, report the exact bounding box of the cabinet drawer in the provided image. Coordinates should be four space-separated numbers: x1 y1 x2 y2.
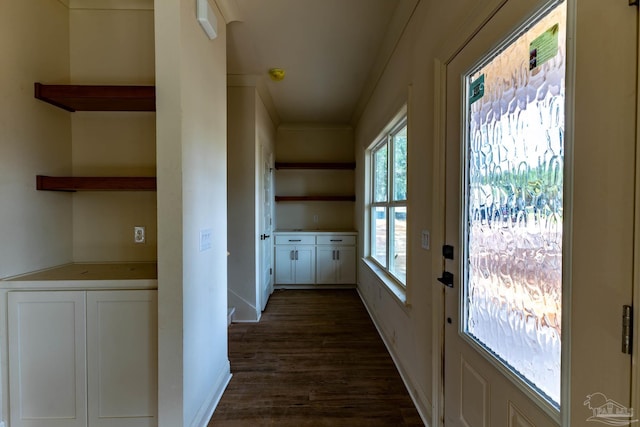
316 235 356 245
275 235 315 245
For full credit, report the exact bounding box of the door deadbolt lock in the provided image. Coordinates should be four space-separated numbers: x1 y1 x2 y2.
442 245 454 260
437 271 454 288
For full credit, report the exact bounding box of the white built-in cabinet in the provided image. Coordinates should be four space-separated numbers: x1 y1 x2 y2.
315 235 357 284
274 232 357 286
8 290 157 427
274 235 316 284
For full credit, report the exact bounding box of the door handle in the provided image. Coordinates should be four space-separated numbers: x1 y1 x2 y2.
437 271 454 288
260 234 271 240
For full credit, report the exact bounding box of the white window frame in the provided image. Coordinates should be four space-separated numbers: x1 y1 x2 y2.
367 115 408 289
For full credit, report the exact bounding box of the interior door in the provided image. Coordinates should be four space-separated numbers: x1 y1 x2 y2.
260 148 274 311
442 0 637 425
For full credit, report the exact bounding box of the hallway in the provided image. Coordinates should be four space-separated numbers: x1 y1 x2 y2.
209 289 423 426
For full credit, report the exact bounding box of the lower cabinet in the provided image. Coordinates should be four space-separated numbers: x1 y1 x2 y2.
274 232 357 285
8 290 158 427
316 246 356 284
274 245 315 284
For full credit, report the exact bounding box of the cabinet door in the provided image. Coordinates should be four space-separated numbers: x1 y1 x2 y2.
275 246 296 284
293 246 316 284
87 290 158 427
335 246 356 284
315 247 336 284
8 291 87 427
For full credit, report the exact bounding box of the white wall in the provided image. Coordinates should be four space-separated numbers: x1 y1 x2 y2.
275 126 355 230
0 2 71 422
354 0 516 422
69 7 157 262
356 0 639 424
227 86 259 320
0 0 72 279
155 0 230 426
227 85 276 321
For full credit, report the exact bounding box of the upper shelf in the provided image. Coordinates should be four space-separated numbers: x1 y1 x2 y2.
34 83 156 112
36 176 157 192
274 162 356 170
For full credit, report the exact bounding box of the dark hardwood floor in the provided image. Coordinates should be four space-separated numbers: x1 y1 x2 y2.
209 289 424 426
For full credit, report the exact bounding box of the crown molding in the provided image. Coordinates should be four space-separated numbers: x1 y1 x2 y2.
64 0 153 10
228 75 280 127
215 0 243 24
350 0 419 126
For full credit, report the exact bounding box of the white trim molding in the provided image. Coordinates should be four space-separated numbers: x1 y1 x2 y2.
64 0 153 10
215 0 243 24
189 362 232 427
357 288 432 426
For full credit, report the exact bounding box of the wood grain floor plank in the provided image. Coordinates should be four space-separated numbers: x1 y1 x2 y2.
208 289 424 426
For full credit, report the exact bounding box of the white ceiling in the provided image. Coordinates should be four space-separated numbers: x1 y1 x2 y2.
226 0 417 125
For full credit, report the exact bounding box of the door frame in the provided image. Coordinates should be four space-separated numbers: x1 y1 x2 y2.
432 0 575 425
258 146 274 312
633 3 640 415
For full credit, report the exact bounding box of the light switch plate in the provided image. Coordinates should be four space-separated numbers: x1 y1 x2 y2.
200 228 213 252
421 230 430 250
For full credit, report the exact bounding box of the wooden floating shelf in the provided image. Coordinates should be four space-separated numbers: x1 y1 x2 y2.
275 195 356 202
275 162 356 170
34 83 156 112
36 175 157 192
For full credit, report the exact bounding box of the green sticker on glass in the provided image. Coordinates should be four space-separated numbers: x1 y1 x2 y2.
529 23 559 70
469 74 485 105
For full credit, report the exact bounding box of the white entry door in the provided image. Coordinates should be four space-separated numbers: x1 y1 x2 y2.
259 148 274 311
442 0 637 425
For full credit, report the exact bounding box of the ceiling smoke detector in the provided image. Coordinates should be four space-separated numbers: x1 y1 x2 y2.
268 68 286 81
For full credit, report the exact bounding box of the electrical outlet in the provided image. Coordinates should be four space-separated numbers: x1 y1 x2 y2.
313 214 319 223
200 228 213 252
134 226 146 244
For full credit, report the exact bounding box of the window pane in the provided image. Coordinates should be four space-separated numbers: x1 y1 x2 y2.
373 144 388 202
372 206 387 267
393 126 407 201
464 3 565 406
390 206 406 284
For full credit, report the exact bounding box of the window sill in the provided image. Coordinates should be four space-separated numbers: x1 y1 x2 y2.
362 258 408 309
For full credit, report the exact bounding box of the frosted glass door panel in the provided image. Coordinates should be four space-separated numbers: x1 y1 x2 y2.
463 3 566 406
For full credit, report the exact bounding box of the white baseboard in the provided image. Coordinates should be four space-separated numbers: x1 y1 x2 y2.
227 289 259 321
190 361 232 427
227 306 236 325
356 288 432 427
274 284 356 290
